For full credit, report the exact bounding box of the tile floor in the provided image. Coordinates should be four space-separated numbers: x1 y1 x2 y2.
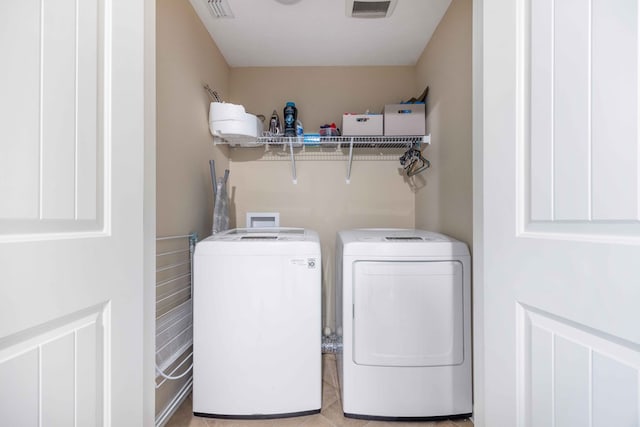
166 354 473 427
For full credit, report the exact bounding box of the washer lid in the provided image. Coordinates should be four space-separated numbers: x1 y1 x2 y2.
195 228 321 256
209 227 315 241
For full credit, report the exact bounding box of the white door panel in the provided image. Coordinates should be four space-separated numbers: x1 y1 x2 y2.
0 0 101 235
552 0 590 221
591 0 639 220
0 304 107 426
524 306 640 427
0 0 148 425
479 0 640 425
0 0 42 220
529 0 639 226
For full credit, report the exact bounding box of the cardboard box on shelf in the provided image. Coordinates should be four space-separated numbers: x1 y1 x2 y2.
342 114 383 136
383 104 425 136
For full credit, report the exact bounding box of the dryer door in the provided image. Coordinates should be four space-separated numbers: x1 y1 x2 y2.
353 260 464 367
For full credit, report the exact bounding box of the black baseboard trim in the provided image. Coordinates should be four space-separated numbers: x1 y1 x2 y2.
194 408 320 420
344 411 473 422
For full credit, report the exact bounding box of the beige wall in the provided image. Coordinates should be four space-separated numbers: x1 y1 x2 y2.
414 0 473 247
156 0 230 420
230 66 418 132
157 0 230 240
229 67 419 329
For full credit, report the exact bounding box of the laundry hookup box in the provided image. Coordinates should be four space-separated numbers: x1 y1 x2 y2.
342 113 383 136
383 103 426 136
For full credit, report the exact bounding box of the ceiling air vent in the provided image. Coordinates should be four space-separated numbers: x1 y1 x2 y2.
346 0 397 18
207 0 234 18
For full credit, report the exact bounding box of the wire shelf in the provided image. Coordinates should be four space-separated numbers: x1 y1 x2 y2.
215 135 431 183
257 134 428 148
215 134 429 148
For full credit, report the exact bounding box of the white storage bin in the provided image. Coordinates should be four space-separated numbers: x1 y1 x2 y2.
383 103 425 136
342 114 383 136
209 102 263 145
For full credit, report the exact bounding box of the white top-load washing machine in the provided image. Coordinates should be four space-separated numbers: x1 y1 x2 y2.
193 228 321 419
335 229 472 421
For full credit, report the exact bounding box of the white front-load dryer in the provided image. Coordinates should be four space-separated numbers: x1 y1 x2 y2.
193 228 321 419
335 229 472 421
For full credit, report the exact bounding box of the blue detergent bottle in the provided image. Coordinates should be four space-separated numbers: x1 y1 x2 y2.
283 102 297 137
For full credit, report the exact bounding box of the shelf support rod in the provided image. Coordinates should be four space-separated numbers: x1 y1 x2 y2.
346 138 354 184
289 139 297 184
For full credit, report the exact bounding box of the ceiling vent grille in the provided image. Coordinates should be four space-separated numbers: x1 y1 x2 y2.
346 0 397 18
207 0 234 18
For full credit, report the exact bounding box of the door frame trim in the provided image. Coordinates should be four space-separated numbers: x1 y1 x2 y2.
472 0 485 425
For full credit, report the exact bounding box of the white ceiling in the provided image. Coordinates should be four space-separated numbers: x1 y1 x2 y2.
189 0 453 67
